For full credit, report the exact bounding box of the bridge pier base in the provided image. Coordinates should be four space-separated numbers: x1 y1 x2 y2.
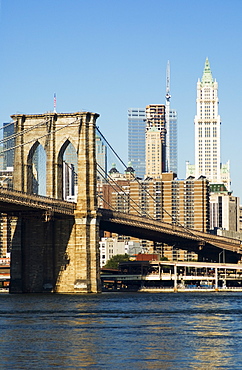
10 212 101 294
54 211 101 294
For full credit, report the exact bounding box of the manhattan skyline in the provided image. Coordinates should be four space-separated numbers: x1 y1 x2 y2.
0 1 242 199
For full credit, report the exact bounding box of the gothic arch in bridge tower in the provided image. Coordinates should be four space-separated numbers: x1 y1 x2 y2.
27 141 46 196
57 139 78 201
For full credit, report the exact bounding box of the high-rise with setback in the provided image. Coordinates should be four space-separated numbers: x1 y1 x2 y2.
187 58 230 190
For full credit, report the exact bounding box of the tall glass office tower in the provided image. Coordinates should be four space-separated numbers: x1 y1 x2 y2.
128 108 146 178
3 122 14 169
96 134 107 180
167 109 178 174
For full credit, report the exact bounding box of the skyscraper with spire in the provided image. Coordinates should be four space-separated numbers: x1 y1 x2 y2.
195 58 221 182
187 58 230 190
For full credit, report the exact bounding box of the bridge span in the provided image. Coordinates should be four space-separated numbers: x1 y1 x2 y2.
1 111 241 293
99 209 242 262
0 187 75 216
0 185 241 281
0 187 241 260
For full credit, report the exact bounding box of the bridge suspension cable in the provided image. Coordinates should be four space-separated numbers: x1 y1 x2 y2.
0 117 80 154
0 117 209 246
96 126 180 222
96 126 207 242
0 118 51 146
97 164 153 219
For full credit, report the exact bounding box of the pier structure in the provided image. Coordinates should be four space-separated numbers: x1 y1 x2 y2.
101 260 242 292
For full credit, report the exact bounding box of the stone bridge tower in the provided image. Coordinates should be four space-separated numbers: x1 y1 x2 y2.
10 112 101 293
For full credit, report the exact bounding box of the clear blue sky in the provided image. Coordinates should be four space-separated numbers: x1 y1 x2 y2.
1 0 242 200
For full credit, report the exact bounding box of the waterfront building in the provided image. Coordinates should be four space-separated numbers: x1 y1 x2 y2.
145 104 166 176
99 237 126 268
99 237 142 268
128 108 146 179
101 260 242 291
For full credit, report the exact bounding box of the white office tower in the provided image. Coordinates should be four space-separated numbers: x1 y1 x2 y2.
165 61 178 175
194 58 221 182
191 58 231 190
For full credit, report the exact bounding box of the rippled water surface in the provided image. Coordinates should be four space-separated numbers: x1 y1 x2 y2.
0 292 242 369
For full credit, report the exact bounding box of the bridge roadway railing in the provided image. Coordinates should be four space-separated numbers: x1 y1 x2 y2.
0 187 76 216
98 208 242 254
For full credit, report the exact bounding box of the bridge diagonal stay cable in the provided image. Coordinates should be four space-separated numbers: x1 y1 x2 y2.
96 165 151 218
97 164 147 217
96 126 179 220
0 118 52 146
0 121 17 131
96 126 207 242
97 193 115 211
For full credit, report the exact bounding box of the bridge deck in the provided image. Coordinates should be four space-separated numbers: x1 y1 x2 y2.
98 208 242 255
0 188 240 256
0 187 76 216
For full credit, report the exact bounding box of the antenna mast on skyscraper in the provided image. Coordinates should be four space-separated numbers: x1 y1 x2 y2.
165 61 171 172
166 60 171 102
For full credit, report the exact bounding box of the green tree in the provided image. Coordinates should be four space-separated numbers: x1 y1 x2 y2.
104 254 130 269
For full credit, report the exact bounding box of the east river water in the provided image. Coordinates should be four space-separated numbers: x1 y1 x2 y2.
0 292 242 369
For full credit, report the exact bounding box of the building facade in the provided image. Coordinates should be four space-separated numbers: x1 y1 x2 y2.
96 134 107 180
145 104 166 176
194 58 221 183
187 58 231 191
128 108 146 179
145 127 163 179
98 167 210 233
3 122 14 170
166 109 178 174
209 184 240 232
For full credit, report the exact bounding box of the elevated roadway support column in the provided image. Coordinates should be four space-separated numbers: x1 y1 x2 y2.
215 267 218 291
174 264 178 292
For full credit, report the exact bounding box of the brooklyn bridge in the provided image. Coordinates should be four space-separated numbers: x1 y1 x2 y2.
0 111 241 293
